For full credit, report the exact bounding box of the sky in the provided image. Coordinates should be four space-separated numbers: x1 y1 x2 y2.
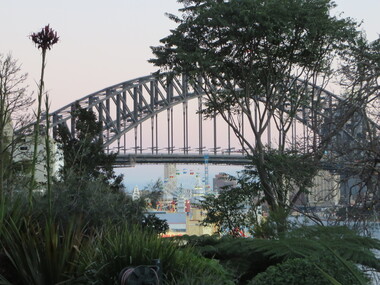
1 0 379 190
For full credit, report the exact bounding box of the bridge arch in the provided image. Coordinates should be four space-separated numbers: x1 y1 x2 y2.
51 73 204 152
18 72 364 163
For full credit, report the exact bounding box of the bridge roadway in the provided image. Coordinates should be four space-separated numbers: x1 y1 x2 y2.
114 153 353 173
114 153 251 167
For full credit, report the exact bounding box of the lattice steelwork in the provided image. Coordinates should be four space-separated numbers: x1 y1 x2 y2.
50 73 203 155
16 73 374 166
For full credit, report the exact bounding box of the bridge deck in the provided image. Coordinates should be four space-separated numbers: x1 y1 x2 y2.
114 154 251 167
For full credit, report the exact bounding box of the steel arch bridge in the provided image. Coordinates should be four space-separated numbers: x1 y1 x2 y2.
17 73 367 166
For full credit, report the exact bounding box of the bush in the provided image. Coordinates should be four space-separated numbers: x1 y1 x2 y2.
80 225 233 284
0 216 86 284
31 178 146 231
249 255 369 285
174 235 280 283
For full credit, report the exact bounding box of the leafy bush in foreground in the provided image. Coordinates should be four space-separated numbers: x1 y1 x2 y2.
0 217 86 284
81 225 233 284
249 256 369 285
174 225 380 284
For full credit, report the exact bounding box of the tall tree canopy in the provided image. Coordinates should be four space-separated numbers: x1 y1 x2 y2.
150 0 364 230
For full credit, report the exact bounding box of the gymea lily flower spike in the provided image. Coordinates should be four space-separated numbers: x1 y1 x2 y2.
30 24 59 51
28 24 59 207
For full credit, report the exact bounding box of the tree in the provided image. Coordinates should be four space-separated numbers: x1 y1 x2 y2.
150 0 364 232
141 214 169 234
55 105 123 191
0 53 34 200
200 182 257 236
332 36 380 226
141 178 164 209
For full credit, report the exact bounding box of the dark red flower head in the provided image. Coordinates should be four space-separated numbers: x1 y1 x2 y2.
30 24 59 50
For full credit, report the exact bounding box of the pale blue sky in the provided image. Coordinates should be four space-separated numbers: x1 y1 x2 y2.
1 0 182 111
1 0 378 189
0 0 378 111
334 0 379 41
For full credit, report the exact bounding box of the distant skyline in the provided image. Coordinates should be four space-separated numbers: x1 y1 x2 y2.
1 0 378 189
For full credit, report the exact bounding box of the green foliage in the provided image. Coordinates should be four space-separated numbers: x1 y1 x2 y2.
0 195 229 284
248 256 369 285
152 0 357 78
165 270 233 285
81 225 233 284
0 216 85 285
200 183 256 236
253 225 380 272
151 0 358 126
247 150 317 197
2 176 150 233
341 35 380 98
55 105 123 191
243 150 319 235
141 178 164 209
252 207 296 239
142 214 169 234
174 225 380 284
33 178 146 230
0 191 217 284
175 234 279 283
151 0 361 232
200 161 307 238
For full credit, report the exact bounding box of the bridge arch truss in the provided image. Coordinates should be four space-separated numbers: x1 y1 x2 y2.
20 73 371 165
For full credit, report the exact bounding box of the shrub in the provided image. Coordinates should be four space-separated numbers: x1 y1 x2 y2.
80 225 233 284
249 255 369 285
31 178 146 231
174 235 279 283
0 217 86 284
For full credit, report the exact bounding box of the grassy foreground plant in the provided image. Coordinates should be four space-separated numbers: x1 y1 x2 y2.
0 216 86 284
81 225 233 284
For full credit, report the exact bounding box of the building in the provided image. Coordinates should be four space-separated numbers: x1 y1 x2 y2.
13 133 63 187
154 212 187 237
186 208 216 236
154 208 216 237
163 164 177 201
132 185 141 201
213 172 237 193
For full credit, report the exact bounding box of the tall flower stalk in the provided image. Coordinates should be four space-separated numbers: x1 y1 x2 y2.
45 94 52 216
29 25 59 206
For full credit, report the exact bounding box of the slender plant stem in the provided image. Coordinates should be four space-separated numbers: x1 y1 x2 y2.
45 94 52 217
30 48 46 206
